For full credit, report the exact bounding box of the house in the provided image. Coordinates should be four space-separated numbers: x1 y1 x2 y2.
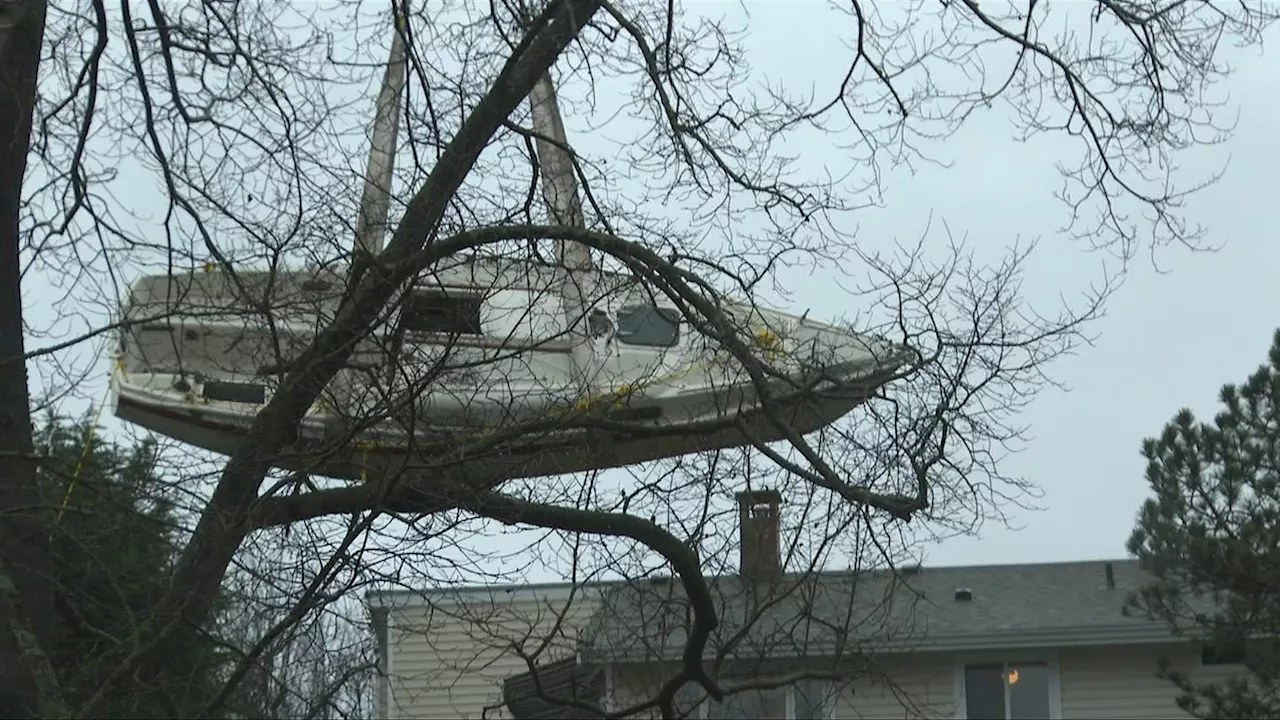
368 491 1238 719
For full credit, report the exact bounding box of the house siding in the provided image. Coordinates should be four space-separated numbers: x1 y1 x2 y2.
607 655 955 719
607 663 683 719
1056 643 1240 720
384 590 601 720
606 644 1239 719
378 588 1241 720
837 655 956 719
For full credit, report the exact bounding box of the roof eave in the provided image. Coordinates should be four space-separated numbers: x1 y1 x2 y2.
582 623 1182 664
366 580 614 609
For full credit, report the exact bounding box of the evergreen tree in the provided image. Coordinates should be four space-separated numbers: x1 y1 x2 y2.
1127 329 1280 718
36 414 231 717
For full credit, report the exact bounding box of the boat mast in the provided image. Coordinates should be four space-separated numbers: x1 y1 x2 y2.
528 74 601 406
360 11 603 433
528 75 587 238
353 8 409 258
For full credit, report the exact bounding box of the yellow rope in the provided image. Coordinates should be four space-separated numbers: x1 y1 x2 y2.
58 326 785 493
54 358 125 527
347 326 789 481
103 321 786 488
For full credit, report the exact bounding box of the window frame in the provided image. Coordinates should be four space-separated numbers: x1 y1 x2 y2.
384 607 397 720
398 288 486 337
704 684 789 720
1200 640 1248 666
953 650 1062 720
791 677 834 720
671 678 833 720
587 308 614 338
613 304 682 348
603 663 616 716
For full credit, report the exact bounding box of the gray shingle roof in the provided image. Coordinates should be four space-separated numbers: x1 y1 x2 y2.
580 559 1178 663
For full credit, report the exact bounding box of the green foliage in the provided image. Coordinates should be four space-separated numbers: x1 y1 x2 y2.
1127 329 1280 718
36 413 231 718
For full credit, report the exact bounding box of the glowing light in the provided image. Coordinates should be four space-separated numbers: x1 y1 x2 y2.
1007 668 1020 685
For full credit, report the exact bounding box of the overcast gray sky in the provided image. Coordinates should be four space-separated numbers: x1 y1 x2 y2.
719 3 1280 568
26 1 1279 580
562 1 1280 570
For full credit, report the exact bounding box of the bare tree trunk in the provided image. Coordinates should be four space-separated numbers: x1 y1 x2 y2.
78 2 605 713
0 1 51 717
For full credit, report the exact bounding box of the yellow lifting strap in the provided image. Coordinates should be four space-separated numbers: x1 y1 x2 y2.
349 324 789 483
53 358 125 527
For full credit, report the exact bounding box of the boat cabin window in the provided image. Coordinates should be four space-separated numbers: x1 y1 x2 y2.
615 305 681 347
587 309 613 338
400 290 484 335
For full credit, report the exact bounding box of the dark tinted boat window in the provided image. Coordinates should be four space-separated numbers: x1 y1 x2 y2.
587 309 613 338
401 290 484 335
615 305 681 347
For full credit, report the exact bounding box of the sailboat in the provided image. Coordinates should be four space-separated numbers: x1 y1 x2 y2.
110 16 916 483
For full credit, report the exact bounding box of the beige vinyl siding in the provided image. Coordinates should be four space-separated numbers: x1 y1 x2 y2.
607 663 686 719
836 654 956 719
832 643 1229 719
386 590 601 720
1057 642 1242 720
608 654 954 719
1057 644 1188 719
607 643 1243 719
386 598 1247 720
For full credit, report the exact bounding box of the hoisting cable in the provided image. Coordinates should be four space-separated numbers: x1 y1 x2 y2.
53 358 125 528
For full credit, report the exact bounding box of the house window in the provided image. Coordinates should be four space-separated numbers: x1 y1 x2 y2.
677 678 832 719
615 305 681 347
963 662 1052 719
707 687 786 719
1201 639 1248 666
400 290 484 335
794 679 831 719
371 607 391 719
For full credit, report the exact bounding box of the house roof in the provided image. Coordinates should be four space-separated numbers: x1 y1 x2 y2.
364 558 1196 664
578 559 1183 663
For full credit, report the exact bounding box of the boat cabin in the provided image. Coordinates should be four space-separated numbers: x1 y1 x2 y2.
117 257 700 427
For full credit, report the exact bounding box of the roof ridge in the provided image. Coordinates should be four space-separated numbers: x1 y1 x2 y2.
367 557 1142 602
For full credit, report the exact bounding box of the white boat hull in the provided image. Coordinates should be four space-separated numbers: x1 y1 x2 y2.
111 260 914 482
112 366 897 483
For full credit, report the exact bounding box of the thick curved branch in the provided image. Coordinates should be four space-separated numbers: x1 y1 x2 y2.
246 380 860 529
458 491 723 702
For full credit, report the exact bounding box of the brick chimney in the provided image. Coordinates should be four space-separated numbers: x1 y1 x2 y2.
736 489 783 581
